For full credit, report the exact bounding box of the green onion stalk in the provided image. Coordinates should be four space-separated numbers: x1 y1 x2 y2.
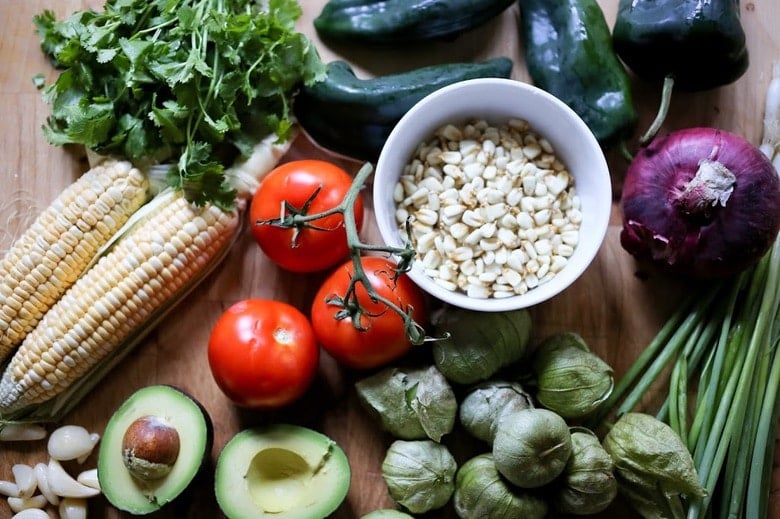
589 62 780 519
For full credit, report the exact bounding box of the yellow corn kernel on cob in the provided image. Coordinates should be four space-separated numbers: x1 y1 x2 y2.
0 188 239 414
0 160 149 359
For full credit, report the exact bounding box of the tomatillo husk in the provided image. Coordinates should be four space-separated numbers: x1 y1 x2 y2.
532 332 614 419
432 307 532 384
603 413 706 518
458 380 533 444
356 365 457 442
381 439 457 514
554 429 617 515
453 453 548 519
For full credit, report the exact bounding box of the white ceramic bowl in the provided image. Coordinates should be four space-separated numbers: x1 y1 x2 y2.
373 78 611 311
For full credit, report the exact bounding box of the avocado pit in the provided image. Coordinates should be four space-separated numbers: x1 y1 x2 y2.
122 415 181 481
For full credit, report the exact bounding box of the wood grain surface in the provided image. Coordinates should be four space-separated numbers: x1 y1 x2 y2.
1 1 779 518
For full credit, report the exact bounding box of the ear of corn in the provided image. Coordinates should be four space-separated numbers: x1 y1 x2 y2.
0 188 240 417
0 132 292 426
0 160 149 360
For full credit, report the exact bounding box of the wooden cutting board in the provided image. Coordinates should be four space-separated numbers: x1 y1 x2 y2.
1 1 778 517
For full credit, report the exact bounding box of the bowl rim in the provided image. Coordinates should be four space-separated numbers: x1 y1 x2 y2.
373 77 611 311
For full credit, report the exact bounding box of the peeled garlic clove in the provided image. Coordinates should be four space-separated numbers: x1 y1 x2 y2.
47 459 100 499
11 464 36 499
33 463 59 506
76 433 101 464
0 480 20 498
76 468 100 491
48 425 99 462
59 497 89 519
0 424 47 442
7 494 48 513
11 509 50 519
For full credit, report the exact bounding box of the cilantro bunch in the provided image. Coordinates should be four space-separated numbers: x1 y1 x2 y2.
34 0 326 208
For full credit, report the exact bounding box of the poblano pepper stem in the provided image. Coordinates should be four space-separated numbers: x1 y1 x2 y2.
613 0 749 143
517 0 638 150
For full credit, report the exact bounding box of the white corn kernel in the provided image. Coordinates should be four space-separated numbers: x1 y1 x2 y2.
461 209 484 228
441 204 466 219
466 284 491 299
561 230 580 246
414 208 439 227
464 228 484 246
434 278 458 292
395 118 579 299
421 250 442 270
451 247 474 263
535 239 553 257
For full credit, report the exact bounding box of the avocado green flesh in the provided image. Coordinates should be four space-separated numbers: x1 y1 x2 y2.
97 385 210 515
215 424 351 519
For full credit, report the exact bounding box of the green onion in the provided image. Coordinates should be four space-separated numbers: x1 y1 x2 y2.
592 62 780 519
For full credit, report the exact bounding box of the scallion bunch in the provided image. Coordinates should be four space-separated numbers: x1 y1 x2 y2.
592 62 780 519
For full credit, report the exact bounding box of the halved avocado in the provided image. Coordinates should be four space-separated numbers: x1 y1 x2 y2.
97 385 213 515
215 424 351 519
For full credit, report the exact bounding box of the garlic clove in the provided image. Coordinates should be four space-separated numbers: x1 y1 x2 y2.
47 459 100 499
7 494 48 513
33 463 59 506
76 433 101 464
48 458 100 497
11 464 36 499
59 497 89 519
0 480 20 498
76 468 100 491
10 509 50 519
48 425 99 462
0 424 47 442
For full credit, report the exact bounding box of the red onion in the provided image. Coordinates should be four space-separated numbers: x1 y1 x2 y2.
620 127 780 278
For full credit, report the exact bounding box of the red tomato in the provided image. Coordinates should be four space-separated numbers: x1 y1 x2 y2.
207 299 319 409
249 160 364 273
311 257 427 369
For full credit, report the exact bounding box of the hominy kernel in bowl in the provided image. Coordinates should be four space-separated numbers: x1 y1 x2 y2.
394 118 581 299
374 78 611 312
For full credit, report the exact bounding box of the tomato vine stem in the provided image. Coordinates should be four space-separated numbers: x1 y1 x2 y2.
255 162 428 345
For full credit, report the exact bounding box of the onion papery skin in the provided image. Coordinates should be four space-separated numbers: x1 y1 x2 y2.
620 127 780 279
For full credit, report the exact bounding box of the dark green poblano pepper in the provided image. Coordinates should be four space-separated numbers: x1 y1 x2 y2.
612 0 748 92
612 0 749 142
517 0 638 149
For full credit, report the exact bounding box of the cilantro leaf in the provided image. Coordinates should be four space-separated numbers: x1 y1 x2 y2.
34 0 325 207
